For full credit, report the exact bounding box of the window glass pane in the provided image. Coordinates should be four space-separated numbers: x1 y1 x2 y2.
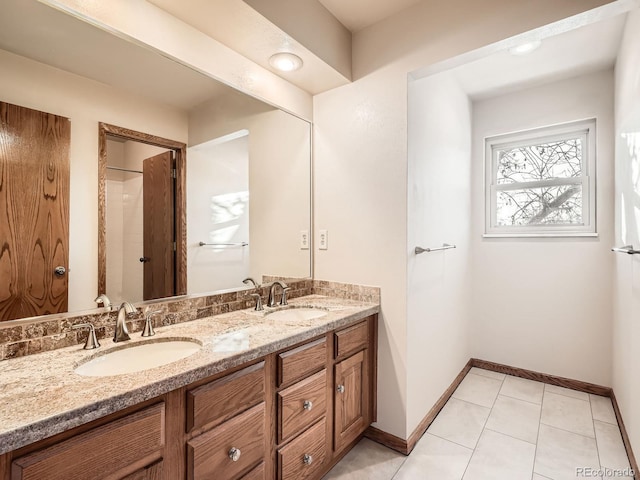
496 138 582 185
496 184 583 226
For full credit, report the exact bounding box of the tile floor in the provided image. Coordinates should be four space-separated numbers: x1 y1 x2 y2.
323 367 634 480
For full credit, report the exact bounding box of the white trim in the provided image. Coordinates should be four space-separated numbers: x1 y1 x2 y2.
482 233 599 238
484 118 597 237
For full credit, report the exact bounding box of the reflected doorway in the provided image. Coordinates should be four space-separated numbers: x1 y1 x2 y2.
98 123 187 304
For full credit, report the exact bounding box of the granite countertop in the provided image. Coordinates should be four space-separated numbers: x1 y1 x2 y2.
0 295 378 455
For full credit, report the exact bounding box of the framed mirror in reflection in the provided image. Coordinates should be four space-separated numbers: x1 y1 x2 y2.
0 0 311 322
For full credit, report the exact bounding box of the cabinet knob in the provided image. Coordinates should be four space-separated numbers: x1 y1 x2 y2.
303 400 313 411
303 454 313 465
336 384 345 394
228 447 241 462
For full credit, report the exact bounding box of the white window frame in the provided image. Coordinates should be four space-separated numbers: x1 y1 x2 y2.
484 119 597 237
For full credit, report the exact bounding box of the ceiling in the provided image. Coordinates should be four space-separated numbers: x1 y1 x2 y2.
0 0 254 111
318 0 422 32
454 12 626 100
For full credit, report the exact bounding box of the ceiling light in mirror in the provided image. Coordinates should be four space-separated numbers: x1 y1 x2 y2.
509 40 542 56
269 52 303 72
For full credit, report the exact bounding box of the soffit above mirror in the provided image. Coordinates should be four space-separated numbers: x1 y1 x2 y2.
0 0 237 110
148 0 352 95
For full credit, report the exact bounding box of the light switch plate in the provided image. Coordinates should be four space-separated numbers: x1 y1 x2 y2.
300 230 309 250
319 230 328 250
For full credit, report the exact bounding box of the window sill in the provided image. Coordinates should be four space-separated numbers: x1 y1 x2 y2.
483 233 599 238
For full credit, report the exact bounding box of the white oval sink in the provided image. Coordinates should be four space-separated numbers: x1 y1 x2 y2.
75 339 201 377
266 308 327 321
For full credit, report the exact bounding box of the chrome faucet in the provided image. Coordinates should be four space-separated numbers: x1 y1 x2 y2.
94 293 112 311
267 281 288 308
114 302 136 342
242 277 258 288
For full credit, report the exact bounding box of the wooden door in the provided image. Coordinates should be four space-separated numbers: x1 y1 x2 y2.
142 151 175 301
0 101 70 321
334 350 369 452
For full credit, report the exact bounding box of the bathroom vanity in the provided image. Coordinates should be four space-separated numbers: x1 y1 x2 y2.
0 296 378 480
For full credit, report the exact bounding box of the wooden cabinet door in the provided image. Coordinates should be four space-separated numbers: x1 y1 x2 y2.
334 350 369 453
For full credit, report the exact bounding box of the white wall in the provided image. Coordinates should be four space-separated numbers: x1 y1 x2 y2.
613 8 640 458
470 70 615 386
188 134 251 293
0 49 188 312
407 72 473 431
314 0 614 438
189 97 312 286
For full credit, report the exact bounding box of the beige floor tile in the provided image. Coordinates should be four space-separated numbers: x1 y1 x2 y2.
452 373 503 408
500 376 545 404
393 433 472 480
427 397 491 449
469 367 506 381
594 420 632 471
590 395 617 424
541 391 595 438
534 424 600 480
322 438 406 480
462 429 536 480
485 395 541 443
544 384 590 401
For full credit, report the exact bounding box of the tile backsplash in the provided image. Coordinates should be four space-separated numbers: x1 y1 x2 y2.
0 279 379 360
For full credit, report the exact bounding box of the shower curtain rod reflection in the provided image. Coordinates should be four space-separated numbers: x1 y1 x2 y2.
106 166 143 174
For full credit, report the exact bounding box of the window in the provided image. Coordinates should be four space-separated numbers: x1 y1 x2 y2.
485 119 596 236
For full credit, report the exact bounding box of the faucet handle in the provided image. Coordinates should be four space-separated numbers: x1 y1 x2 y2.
142 309 162 337
72 323 101 350
280 287 292 306
250 293 264 312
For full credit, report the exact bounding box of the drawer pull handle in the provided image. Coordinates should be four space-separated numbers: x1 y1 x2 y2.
228 447 241 462
303 400 313 411
303 454 313 465
337 384 345 394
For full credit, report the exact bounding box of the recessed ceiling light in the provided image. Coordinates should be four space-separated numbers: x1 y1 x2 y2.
509 40 542 56
269 52 303 72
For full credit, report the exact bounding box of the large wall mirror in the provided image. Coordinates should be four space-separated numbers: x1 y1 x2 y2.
0 0 311 322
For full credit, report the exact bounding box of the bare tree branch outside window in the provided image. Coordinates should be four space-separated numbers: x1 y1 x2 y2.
495 138 584 226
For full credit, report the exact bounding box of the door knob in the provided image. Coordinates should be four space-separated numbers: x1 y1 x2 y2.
139 257 150 263
228 447 241 462
54 266 66 277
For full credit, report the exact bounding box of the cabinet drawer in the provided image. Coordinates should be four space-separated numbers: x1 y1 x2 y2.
187 403 265 480
187 361 265 432
335 321 368 359
277 338 326 386
278 369 327 443
12 403 165 480
121 460 163 480
277 418 326 480
241 462 265 480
